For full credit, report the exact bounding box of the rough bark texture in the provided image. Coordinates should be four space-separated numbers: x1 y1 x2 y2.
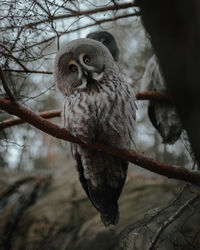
0 165 200 250
136 0 200 164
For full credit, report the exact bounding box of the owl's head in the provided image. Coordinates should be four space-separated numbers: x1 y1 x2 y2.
86 31 119 62
54 38 116 96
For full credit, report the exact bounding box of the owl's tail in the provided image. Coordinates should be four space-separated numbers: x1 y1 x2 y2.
74 148 127 227
100 203 119 226
86 181 122 227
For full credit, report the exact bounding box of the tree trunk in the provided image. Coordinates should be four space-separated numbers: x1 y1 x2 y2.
137 0 200 164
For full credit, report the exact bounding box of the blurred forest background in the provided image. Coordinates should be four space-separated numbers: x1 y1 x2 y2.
0 1 200 250
0 0 193 174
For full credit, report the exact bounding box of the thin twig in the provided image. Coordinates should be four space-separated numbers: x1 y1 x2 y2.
0 97 200 187
2 2 138 30
12 12 138 53
0 109 61 130
0 44 30 72
148 193 200 250
0 67 16 102
0 52 29 72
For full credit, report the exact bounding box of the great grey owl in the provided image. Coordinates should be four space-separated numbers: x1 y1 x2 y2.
54 38 137 226
141 55 182 144
86 31 119 62
141 55 195 162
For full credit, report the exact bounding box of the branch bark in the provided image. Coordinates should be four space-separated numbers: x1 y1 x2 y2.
0 109 61 130
0 91 171 130
3 69 53 75
136 91 172 102
0 97 200 187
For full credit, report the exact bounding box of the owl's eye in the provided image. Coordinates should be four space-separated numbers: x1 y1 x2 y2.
69 64 78 72
83 55 90 64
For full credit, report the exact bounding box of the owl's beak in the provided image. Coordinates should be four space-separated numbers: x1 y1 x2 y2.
82 70 93 83
83 69 104 82
78 70 91 88
83 70 88 77
81 69 104 86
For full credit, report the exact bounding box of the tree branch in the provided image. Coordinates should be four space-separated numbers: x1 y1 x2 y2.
0 109 61 130
3 69 53 75
2 2 138 30
12 12 138 54
0 91 171 130
0 97 200 187
0 44 30 72
136 91 172 102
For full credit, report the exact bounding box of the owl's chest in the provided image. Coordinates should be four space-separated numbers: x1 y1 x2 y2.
64 90 116 125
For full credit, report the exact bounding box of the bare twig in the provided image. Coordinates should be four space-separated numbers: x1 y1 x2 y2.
2 2 138 30
0 67 16 102
0 97 200 187
0 44 30 72
12 12 138 53
148 193 200 250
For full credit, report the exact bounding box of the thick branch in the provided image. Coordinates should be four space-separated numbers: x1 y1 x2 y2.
0 97 200 187
136 91 172 102
3 69 53 75
0 91 171 130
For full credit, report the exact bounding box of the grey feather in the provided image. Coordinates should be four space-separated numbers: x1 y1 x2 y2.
86 31 120 62
141 55 196 164
141 55 182 144
54 38 137 226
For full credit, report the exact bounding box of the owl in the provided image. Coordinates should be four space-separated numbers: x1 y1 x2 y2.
86 31 119 62
141 55 182 144
54 38 137 226
141 55 195 162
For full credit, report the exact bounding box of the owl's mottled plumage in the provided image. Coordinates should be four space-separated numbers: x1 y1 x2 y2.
141 55 196 163
141 55 182 144
54 38 137 226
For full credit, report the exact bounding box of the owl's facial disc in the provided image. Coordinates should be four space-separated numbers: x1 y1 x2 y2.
78 52 104 84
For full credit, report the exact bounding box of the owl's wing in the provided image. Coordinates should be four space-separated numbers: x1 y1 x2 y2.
148 101 182 144
141 55 182 144
141 55 166 92
181 130 196 163
72 145 90 198
72 144 128 226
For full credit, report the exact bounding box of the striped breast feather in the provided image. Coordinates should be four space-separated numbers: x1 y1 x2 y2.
110 80 137 148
